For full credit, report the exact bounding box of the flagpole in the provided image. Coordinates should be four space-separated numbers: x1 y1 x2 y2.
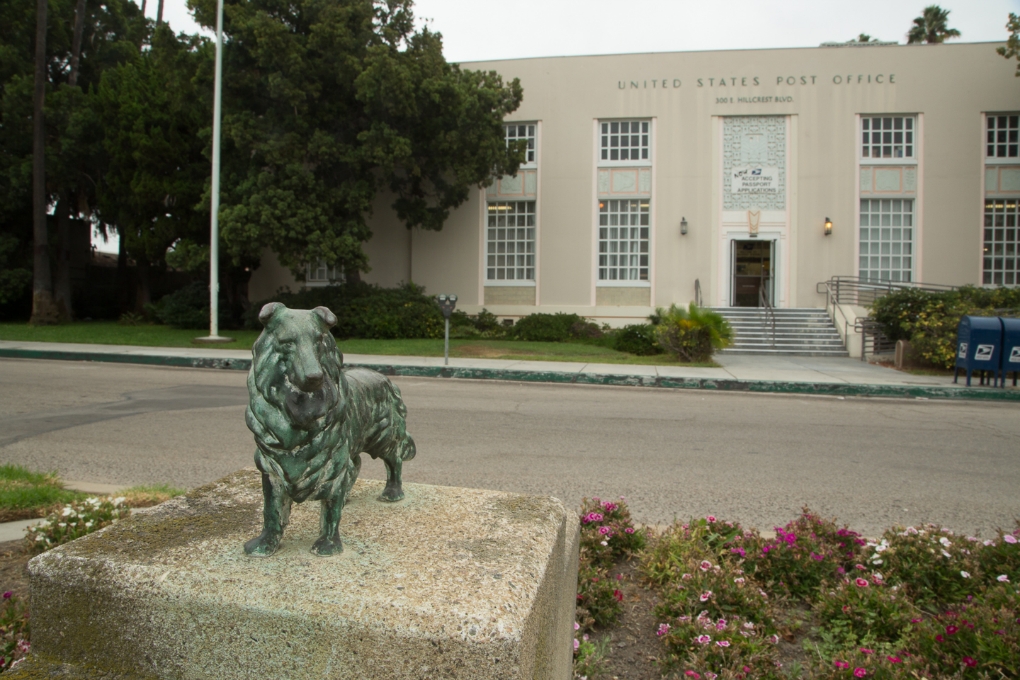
196 0 233 343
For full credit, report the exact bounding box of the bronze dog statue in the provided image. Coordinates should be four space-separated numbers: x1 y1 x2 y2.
243 303 416 557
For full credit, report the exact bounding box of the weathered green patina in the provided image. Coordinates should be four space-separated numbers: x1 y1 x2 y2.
243 304 416 557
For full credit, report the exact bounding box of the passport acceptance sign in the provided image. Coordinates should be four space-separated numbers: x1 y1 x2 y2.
731 166 780 194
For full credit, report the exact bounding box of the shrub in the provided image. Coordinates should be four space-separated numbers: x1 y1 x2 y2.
0 591 30 672
870 286 1020 369
575 551 624 630
449 308 507 339
25 496 130 554
872 525 982 607
813 573 917 655
613 324 662 355
573 623 610 679
508 313 585 342
147 281 235 330
653 304 732 362
246 282 445 339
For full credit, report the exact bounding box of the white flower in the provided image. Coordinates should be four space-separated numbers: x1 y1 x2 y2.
61 507 73 517
905 526 918 535
960 571 971 578
941 550 951 558
984 539 995 547
872 559 883 565
600 541 607 546
57 522 66 528
112 497 126 507
939 536 952 547
997 575 1009 583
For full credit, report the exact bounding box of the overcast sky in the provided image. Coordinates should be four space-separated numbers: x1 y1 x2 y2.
155 0 1018 61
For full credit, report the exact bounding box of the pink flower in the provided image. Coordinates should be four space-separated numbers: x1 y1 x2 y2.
854 668 867 678
911 618 922 623
598 526 611 535
696 634 712 644
699 560 712 571
810 552 824 561
624 527 635 534
998 574 1009 582
887 656 902 663
855 578 869 588
684 672 701 679
705 674 717 680
935 634 944 642
860 648 873 654
716 640 730 647
682 573 692 580
834 661 850 669
769 634 779 644
946 625 959 635
574 622 580 631
963 657 977 668
573 638 579 651
855 564 867 570
601 501 617 512
1004 534 1017 544
656 623 671 636
1 592 10 600
613 589 623 602
700 591 713 602
731 547 746 558
716 621 727 631
707 515 716 523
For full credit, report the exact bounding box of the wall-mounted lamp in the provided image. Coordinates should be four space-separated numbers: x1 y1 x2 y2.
680 217 688 236
824 217 833 236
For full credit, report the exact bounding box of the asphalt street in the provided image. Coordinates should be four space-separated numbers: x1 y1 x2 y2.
1 358 1018 537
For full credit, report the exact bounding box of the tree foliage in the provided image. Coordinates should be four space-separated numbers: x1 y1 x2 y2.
186 0 525 280
998 13 1020 77
906 5 961 44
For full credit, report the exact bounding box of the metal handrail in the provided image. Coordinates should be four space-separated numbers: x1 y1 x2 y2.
759 281 776 348
694 278 703 308
816 275 957 308
852 316 895 362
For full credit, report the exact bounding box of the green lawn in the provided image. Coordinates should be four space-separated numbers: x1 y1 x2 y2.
0 321 717 366
0 464 187 522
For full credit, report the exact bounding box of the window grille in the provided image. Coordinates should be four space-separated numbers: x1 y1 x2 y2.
505 124 536 165
598 199 649 281
486 201 535 281
600 120 650 162
984 198 1019 286
861 116 914 159
986 115 1019 159
859 199 914 282
306 260 342 284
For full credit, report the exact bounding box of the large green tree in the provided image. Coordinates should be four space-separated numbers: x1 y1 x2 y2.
0 0 145 320
998 13 1020 77
907 5 961 44
187 0 525 282
92 25 213 309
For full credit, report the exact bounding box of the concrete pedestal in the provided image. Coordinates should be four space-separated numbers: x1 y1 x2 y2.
14 469 579 679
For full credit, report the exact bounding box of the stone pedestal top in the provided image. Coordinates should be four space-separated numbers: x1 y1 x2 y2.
16 469 579 679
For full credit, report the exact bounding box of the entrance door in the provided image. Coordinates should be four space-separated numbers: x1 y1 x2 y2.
731 240 774 307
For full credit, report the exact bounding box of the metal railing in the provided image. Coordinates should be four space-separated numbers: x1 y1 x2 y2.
816 275 957 308
759 282 776 348
694 278 703 308
851 317 896 362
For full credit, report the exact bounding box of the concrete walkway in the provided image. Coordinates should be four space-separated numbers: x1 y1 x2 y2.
0 339 1016 401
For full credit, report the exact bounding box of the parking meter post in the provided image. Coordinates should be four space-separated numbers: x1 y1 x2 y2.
436 294 458 368
444 317 450 366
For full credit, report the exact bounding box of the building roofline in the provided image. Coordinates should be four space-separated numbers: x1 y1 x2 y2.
457 40 1006 66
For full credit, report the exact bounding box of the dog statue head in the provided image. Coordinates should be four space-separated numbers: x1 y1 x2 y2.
250 303 343 432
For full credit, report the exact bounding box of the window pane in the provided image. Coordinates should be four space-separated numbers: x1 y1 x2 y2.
485 201 537 282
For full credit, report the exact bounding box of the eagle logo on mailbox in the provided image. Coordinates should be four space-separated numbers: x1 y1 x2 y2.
958 342 968 359
974 344 994 361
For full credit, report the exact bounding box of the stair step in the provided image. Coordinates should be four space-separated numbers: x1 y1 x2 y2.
710 306 848 356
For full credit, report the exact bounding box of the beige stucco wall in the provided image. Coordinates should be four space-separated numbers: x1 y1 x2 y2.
252 42 1018 321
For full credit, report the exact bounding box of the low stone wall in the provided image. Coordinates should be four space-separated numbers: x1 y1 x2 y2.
14 470 579 679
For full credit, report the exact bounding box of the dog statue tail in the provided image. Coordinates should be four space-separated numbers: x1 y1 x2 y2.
389 381 417 462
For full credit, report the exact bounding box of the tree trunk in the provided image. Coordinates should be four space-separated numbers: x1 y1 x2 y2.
49 0 87 322
69 0 86 87
156 0 164 26
135 256 152 312
54 194 74 322
30 0 59 325
140 0 146 17
116 226 129 314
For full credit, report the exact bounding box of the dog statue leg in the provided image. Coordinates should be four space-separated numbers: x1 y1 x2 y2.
244 471 288 557
379 453 405 503
311 495 343 556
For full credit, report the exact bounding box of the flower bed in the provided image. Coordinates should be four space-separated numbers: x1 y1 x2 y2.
574 504 1020 680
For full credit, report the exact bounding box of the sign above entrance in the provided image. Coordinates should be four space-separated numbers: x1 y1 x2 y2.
731 166 780 195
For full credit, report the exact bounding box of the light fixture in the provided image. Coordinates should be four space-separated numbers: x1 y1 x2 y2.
824 217 833 236
680 217 688 236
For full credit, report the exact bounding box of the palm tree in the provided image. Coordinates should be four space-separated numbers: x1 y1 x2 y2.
857 34 877 43
907 5 961 44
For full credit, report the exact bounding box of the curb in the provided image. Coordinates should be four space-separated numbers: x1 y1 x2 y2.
3 347 1019 402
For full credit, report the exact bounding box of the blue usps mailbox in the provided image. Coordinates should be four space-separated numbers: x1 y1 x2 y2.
1001 317 1020 388
953 315 1003 387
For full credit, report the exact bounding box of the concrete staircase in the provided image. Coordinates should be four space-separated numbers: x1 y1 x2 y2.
712 307 849 356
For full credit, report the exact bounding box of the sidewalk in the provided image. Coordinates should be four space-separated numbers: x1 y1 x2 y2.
1 339 1017 401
